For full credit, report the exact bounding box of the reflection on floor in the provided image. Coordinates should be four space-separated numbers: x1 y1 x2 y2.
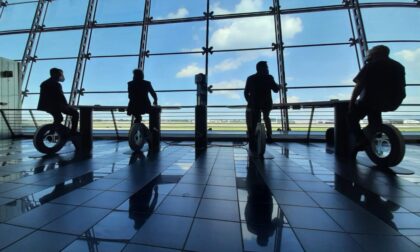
0 139 419 251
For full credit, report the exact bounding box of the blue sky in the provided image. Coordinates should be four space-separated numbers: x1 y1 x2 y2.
0 0 419 110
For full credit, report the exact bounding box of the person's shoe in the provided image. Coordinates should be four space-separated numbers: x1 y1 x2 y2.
266 136 273 144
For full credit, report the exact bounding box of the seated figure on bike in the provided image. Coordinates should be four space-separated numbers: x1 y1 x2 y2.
245 61 282 144
37 68 79 135
349 45 406 150
127 69 158 123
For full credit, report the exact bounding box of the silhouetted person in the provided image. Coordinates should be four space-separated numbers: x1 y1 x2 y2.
127 69 158 123
37 68 79 135
245 61 281 143
129 176 159 230
349 45 406 148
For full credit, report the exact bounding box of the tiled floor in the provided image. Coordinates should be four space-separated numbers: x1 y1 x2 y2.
0 139 419 251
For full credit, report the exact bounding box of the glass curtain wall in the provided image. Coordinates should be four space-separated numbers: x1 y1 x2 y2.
0 0 419 133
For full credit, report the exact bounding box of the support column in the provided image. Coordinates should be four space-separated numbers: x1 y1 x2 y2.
195 73 208 151
149 106 161 152
272 0 289 132
346 0 369 63
20 0 49 104
334 102 350 158
138 0 152 70
68 0 98 106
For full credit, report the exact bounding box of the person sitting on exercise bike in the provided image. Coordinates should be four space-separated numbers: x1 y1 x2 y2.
349 45 406 150
37 68 79 135
244 61 282 143
127 69 158 123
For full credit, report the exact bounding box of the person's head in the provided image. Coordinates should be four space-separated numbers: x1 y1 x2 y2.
256 61 269 75
366 45 390 62
50 68 64 82
133 69 144 81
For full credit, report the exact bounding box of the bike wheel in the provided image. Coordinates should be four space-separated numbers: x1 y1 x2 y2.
365 124 405 167
129 123 148 151
33 124 68 154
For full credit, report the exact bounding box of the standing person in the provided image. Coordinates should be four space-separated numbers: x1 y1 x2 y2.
348 45 406 148
127 69 158 123
244 61 282 143
37 68 79 135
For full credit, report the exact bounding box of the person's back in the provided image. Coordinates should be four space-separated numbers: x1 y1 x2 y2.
38 78 67 113
127 69 157 123
360 58 405 111
245 73 278 110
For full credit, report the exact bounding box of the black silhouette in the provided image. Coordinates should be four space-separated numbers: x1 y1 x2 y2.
349 45 406 147
37 68 79 134
245 158 280 246
127 69 158 123
245 61 281 143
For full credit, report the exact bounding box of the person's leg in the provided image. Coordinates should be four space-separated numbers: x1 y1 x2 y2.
366 110 382 138
51 112 63 125
348 102 368 141
134 114 142 123
263 109 272 142
61 106 79 134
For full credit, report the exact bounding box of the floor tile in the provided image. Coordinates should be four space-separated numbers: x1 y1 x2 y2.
272 190 318 207
2 231 76 252
51 189 102 206
123 244 180 252
42 207 111 235
90 211 140 240
281 205 342 232
156 196 200 217
294 228 362 252
196 198 239 222
131 214 192 249
203 185 238 201
351 234 419 252
0 224 34 250
62 239 126 252
83 191 131 209
185 218 242 252
169 183 205 198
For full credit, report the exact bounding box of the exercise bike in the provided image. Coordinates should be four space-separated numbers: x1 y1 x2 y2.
128 121 151 152
247 108 267 157
33 123 79 155
327 123 405 167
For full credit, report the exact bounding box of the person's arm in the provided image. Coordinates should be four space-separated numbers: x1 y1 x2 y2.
269 75 280 93
350 66 368 109
57 83 68 106
148 82 158 105
244 77 251 103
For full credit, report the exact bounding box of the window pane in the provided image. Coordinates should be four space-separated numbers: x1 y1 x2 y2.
0 3 36 31
211 0 272 15
284 45 359 87
0 34 27 60
282 11 351 45
44 0 89 27
95 0 145 23
148 22 205 53
145 54 204 106
210 16 275 50
36 30 82 58
151 0 205 19
281 0 342 9
363 8 420 41
208 50 278 106
90 27 141 56
82 57 139 92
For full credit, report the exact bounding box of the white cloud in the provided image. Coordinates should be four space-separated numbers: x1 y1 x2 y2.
163 7 189 19
328 93 350 100
394 47 420 83
210 0 303 50
211 79 245 99
176 63 205 78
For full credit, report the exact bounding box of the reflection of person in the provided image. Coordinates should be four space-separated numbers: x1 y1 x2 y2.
129 177 159 230
334 173 399 229
127 69 158 123
245 158 279 246
37 68 79 135
245 61 281 143
349 45 406 147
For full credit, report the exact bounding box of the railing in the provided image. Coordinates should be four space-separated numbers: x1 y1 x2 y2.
1 102 420 141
